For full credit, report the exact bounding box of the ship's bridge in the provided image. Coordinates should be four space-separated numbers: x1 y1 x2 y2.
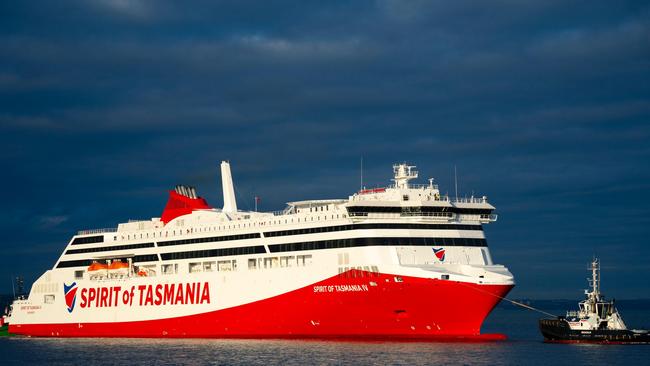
350 163 440 202
346 163 496 224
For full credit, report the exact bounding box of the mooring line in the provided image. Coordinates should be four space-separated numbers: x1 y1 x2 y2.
457 282 558 318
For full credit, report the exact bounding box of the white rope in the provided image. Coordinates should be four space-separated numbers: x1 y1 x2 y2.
458 281 558 318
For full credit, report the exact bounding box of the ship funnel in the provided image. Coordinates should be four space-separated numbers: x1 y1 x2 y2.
220 161 238 213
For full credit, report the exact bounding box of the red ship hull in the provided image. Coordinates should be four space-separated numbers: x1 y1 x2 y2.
10 271 513 340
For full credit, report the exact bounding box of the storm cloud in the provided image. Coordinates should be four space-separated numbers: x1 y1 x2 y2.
1 0 649 298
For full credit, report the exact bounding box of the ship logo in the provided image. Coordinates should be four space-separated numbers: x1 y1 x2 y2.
433 248 446 262
64 282 78 313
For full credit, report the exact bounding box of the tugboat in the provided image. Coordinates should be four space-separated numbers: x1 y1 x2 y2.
539 258 650 344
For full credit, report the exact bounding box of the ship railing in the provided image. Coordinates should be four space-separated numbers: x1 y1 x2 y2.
401 211 454 218
450 196 489 204
271 207 296 216
362 191 489 204
386 183 439 190
456 213 497 222
347 212 497 221
348 212 454 219
77 228 118 235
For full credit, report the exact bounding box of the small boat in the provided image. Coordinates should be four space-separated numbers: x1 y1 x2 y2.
87 261 109 272
87 259 131 279
108 259 129 276
539 258 650 344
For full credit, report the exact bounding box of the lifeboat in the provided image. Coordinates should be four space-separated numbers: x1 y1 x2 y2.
108 260 129 277
87 261 108 272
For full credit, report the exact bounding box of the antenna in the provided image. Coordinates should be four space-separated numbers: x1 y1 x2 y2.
454 165 458 201
11 275 15 299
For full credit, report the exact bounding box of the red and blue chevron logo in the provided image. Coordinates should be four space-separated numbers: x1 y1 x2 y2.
64 282 78 313
433 248 446 262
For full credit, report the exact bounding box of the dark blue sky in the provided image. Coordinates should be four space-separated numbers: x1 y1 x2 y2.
1 1 648 298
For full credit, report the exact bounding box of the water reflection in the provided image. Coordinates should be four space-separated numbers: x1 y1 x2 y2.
2 307 647 366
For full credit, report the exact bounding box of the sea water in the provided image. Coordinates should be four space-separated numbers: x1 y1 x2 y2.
1 302 648 365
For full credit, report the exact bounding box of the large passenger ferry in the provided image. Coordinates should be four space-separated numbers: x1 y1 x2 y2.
8 162 514 339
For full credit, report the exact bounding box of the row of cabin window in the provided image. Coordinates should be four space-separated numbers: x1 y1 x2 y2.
95 214 348 243
247 255 313 270
346 206 493 215
269 237 488 253
56 255 159 269
163 260 237 275
60 234 485 271
157 255 314 275
66 242 155 255
70 235 104 245
263 223 483 238
158 233 260 247
68 222 484 256
188 260 236 273
160 245 266 261
112 229 258 241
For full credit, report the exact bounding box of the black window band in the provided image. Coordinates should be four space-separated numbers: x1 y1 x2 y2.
71 235 104 245
268 236 487 253
158 233 260 247
264 223 482 238
160 245 266 261
65 242 155 255
56 254 159 269
346 206 493 215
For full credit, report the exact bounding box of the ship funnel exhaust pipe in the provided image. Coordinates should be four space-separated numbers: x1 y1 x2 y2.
221 161 238 213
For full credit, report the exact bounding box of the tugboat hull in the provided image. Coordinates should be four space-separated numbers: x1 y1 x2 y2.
539 319 650 344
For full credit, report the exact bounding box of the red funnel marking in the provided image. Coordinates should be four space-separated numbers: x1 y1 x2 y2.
161 191 211 224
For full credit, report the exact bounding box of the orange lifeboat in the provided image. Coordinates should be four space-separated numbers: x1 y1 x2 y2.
108 260 129 270
108 260 129 277
87 261 108 272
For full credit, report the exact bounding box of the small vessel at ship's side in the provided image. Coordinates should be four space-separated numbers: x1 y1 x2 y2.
539 258 650 344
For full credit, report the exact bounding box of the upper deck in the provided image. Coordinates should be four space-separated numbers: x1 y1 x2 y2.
56 162 497 273
77 162 496 237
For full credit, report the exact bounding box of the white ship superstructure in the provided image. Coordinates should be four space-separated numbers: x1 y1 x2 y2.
9 162 514 339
